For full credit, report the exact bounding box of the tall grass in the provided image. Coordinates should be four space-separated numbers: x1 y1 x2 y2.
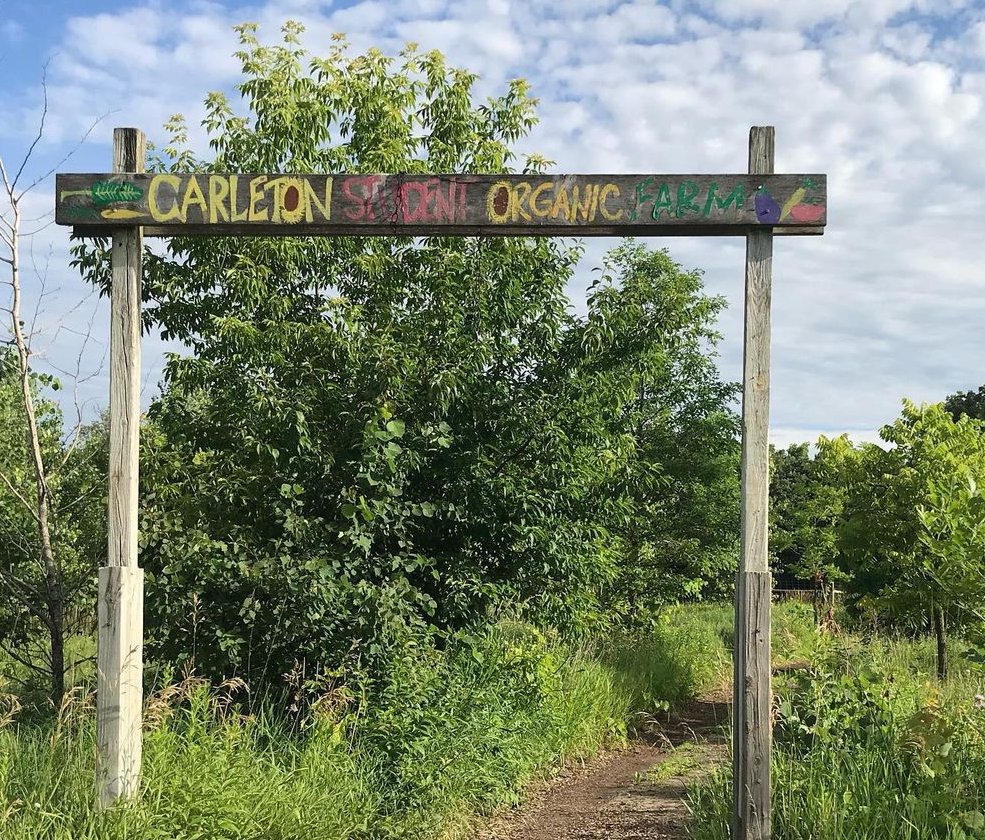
688 630 985 840
0 612 730 840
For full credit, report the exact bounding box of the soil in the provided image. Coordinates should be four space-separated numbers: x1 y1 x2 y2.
473 690 731 840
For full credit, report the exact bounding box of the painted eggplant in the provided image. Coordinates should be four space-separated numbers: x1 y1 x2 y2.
753 186 781 223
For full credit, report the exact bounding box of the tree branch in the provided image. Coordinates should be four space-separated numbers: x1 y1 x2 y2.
10 62 49 195
0 469 42 523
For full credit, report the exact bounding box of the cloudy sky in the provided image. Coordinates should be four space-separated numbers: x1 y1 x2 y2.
1 0 984 446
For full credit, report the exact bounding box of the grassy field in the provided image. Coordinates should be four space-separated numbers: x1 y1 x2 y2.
689 626 985 840
9 600 946 840
0 607 745 840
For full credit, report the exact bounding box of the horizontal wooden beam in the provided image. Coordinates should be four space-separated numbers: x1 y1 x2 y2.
57 172 826 237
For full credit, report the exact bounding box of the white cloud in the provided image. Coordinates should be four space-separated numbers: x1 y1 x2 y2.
2 20 25 42
4 0 985 438
770 427 884 449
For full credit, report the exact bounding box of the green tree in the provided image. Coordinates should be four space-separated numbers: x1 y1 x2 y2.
75 23 739 687
1 97 109 707
592 245 740 617
770 440 847 619
0 350 107 705
837 401 985 679
945 385 985 421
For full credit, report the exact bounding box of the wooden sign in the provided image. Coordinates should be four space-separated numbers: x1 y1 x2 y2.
55 172 826 236
79 126 824 833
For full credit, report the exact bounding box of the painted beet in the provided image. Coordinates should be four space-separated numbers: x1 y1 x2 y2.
754 187 780 223
789 202 825 222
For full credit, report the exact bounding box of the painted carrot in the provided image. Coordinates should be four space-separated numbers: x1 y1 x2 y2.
780 187 806 221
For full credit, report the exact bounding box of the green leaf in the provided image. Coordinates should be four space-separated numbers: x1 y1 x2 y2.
90 180 144 205
962 811 985 831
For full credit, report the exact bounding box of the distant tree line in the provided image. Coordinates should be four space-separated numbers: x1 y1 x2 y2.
770 387 985 681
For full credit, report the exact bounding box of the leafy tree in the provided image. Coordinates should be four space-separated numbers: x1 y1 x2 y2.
593 246 740 617
75 23 740 687
837 401 985 679
1 95 109 707
945 385 985 422
770 441 848 620
0 350 107 705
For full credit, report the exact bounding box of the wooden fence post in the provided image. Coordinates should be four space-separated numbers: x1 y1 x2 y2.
733 125 774 840
96 127 145 808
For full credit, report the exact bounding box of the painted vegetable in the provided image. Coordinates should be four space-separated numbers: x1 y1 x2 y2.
789 202 825 223
754 186 780 223
780 187 806 220
101 208 146 220
780 177 819 220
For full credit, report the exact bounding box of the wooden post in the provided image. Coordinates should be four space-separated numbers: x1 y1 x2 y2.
96 127 145 808
733 125 774 840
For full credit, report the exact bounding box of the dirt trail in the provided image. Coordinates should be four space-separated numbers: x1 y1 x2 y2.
474 692 730 840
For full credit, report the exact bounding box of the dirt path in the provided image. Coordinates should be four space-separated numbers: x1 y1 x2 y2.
474 692 730 840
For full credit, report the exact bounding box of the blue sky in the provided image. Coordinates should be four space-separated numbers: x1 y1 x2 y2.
2 0 985 446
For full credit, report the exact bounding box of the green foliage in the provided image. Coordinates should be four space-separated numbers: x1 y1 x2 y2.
72 24 739 688
836 401 985 640
689 634 985 840
0 618 719 840
769 441 847 590
609 605 731 715
592 247 740 615
946 385 985 422
88 181 144 204
0 349 107 706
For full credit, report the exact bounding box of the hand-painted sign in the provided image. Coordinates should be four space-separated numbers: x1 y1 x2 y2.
55 172 826 236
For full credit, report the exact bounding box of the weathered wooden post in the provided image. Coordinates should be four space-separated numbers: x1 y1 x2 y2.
95 127 145 808
732 125 775 840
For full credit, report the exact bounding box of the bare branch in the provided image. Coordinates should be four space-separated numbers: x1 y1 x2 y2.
1 91 68 707
26 238 56 342
0 643 50 676
10 61 49 194
20 107 115 198
59 297 103 466
0 142 13 196
0 470 42 523
56 484 102 515
22 218 55 238
0 570 48 622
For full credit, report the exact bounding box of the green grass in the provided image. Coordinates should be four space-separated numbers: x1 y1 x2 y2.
688 630 985 840
608 605 732 716
0 601 837 840
0 634 96 721
642 742 704 783
0 613 732 840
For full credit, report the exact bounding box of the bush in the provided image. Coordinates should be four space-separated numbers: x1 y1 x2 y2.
689 634 985 840
0 615 725 840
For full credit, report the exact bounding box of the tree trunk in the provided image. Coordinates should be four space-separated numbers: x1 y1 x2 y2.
933 605 947 682
6 184 66 710
48 610 65 707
